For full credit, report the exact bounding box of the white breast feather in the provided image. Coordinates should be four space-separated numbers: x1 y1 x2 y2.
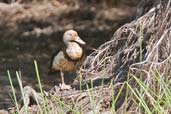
66 43 83 60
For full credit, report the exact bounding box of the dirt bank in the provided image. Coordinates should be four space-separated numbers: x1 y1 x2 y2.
0 0 138 109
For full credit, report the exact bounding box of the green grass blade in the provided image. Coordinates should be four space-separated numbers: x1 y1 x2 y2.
86 83 95 114
16 71 28 114
7 70 20 113
34 60 47 114
126 82 152 114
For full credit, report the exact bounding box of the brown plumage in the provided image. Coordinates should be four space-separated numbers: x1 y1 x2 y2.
48 30 86 90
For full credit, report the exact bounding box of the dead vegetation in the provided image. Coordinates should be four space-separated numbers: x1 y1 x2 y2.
0 0 137 109
2 0 171 113
6 0 171 114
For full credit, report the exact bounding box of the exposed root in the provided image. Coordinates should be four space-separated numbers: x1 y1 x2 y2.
9 0 171 113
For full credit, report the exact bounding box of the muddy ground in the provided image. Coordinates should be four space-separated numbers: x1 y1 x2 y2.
0 0 138 109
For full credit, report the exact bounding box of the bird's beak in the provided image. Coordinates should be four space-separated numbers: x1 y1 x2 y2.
75 36 86 45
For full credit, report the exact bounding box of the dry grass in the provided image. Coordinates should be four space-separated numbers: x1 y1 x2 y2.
7 0 171 114
75 0 171 113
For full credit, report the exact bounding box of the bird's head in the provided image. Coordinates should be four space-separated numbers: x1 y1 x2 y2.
63 30 86 45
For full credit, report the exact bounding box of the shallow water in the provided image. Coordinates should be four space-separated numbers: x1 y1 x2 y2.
0 30 112 109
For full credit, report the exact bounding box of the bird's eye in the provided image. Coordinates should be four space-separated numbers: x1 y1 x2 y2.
69 33 72 36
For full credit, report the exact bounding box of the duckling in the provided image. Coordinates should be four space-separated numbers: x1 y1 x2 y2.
49 30 86 90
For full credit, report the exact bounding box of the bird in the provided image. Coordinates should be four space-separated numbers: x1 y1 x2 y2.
48 30 86 90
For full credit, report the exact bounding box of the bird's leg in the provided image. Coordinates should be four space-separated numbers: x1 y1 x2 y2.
59 71 71 90
60 71 65 84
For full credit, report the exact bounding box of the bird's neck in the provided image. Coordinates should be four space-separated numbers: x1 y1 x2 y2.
66 41 81 48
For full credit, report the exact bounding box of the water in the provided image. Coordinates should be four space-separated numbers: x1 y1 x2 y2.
0 30 112 109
